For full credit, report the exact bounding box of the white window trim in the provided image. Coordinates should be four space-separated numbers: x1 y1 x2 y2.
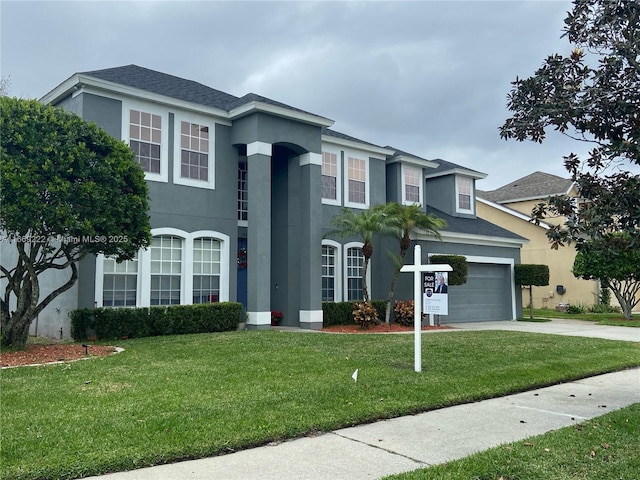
343 241 371 301
95 228 230 307
322 239 342 302
455 176 475 215
344 150 370 209
321 146 342 206
402 164 423 206
173 111 216 190
121 99 169 183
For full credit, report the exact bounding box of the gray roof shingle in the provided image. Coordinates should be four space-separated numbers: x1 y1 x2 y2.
81 65 324 119
82 64 240 110
478 171 573 204
425 206 527 241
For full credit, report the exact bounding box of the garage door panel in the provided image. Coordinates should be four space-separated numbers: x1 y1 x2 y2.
445 263 511 323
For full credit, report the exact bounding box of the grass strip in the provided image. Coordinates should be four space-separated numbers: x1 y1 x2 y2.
385 403 640 480
533 308 640 327
1 330 639 480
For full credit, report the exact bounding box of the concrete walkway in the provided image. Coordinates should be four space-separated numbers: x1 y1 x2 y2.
83 320 639 480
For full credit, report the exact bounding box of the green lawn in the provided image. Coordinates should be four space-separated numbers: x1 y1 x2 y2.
533 308 640 327
385 403 640 480
2 330 639 480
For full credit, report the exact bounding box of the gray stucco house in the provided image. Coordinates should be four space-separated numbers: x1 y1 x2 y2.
29 64 524 336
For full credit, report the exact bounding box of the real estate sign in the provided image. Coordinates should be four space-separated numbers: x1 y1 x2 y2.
423 271 448 315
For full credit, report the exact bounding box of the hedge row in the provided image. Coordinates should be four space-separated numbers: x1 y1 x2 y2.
322 300 386 327
70 302 243 341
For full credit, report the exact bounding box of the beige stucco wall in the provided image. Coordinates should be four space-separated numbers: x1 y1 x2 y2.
477 201 600 310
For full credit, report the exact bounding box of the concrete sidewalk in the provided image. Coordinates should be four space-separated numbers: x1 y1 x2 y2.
83 320 640 480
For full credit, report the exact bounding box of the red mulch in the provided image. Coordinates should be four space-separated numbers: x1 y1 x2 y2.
1 344 118 368
321 323 454 334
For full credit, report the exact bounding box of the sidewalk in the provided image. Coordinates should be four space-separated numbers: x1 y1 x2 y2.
83 320 639 480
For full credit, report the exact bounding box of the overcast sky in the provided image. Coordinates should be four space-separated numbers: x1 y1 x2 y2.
2 0 589 190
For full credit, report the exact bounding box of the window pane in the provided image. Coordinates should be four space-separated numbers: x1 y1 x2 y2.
192 237 221 304
322 245 336 302
348 180 365 203
322 175 337 200
346 247 364 301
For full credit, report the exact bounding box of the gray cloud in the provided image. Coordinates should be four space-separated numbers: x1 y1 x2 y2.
2 0 586 189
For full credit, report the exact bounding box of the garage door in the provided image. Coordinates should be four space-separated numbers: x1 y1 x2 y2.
446 263 512 322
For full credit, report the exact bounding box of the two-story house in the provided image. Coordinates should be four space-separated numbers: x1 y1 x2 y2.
19 65 525 337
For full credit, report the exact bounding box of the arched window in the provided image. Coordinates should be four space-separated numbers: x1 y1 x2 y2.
345 244 365 301
150 235 183 305
96 229 230 307
193 237 221 303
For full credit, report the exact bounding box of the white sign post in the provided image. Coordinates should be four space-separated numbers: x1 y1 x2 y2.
400 245 452 372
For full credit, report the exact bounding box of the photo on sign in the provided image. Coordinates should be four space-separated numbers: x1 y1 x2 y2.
434 272 448 294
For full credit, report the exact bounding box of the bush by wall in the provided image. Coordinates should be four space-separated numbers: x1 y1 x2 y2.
429 255 468 285
322 300 386 326
70 302 243 341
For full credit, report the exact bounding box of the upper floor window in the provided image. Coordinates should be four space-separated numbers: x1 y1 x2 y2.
347 156 367 207
403 165 422 205
456 176 474 214
123 101 168 183
238 159 248 222
322 152 338 201
173 112 215 189
180 121 209 181
129 109 162 174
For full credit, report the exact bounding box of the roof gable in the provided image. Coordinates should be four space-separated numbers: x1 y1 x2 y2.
479 171 574 204
81 64 240 110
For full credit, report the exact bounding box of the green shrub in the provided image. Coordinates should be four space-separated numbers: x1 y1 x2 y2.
599 287 611 306
514 264 550 286
352 302 378 329
567 302 588 314
70 303 242 341
588 303 621 314
393 300 415 326
322 300 386 326
429 255 468 285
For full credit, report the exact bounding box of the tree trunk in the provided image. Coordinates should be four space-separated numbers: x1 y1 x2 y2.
529 286 534 319
384 240 410 323
1 314 31 349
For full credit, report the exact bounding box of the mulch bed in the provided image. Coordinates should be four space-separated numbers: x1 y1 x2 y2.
2 324 454 367
1 344 118 368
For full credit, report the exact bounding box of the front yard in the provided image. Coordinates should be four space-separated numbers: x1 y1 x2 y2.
2 329 639 480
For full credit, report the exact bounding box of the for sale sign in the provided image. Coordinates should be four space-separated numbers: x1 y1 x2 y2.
423 271 448 315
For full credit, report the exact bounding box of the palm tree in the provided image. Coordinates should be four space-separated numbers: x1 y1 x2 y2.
327 206 401 303
379 202 446 323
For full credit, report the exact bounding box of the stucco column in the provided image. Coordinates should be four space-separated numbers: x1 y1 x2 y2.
246 141 272 329
298 153 324 329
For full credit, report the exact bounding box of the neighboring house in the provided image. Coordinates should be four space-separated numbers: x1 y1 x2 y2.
8 65 527 337
477 171 600 309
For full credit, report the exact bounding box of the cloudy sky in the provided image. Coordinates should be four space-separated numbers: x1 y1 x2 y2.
2 0 588 190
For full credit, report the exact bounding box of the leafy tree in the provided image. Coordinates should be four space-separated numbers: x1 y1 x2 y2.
378 202 446 323
500 0 640 250
0 97 151 348
573 233 639 319
514 264 550 319
327 206 400 304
